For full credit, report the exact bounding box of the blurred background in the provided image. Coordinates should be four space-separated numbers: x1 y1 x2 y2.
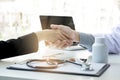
0 0 120 40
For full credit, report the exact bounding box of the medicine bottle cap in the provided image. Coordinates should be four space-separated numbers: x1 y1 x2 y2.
95 37 105 43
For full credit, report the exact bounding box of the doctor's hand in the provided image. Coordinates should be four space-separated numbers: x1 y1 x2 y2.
50 24 80 42
47 24 80 49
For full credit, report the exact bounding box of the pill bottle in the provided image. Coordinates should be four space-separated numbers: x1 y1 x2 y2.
92 37 108 63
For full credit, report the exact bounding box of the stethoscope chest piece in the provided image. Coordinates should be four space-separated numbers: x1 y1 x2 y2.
81 63 94 71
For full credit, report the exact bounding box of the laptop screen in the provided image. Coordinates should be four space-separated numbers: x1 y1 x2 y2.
39 15 75 30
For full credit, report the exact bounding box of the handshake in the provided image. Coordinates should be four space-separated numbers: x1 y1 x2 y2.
35 24 80 49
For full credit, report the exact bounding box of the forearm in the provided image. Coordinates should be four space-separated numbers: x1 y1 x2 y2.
0 33 39 59
35 31 45 41
14 32 39 55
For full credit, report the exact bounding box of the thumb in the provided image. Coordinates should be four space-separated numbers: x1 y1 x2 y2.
50 24 61 30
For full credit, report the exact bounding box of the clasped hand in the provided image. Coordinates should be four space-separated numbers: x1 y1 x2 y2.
45 24 80 49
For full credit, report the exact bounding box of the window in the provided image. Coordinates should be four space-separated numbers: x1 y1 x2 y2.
0 0 120 38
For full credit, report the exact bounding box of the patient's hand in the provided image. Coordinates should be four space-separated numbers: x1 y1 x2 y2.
45 39 73 49
36 29 69 42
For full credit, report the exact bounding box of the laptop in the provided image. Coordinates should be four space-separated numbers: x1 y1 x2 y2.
39 15 75 30
39 15 86 50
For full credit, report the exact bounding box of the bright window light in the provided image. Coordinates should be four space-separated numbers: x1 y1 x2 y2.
1 0 120 59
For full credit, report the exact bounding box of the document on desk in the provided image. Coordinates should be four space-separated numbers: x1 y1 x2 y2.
7 61 110 77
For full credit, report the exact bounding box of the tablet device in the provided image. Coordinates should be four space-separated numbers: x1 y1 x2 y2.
39 15 75 30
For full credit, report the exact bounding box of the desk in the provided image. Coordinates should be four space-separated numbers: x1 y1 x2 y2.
0 48 120 80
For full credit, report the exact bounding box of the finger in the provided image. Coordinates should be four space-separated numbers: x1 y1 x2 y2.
44 41 50 46
53 30 70 41
51 40 64 49
51 24 73 40
60 30 72 39
58 40 70 49
50 24 66 30
66 40 73 46
50 40 72 49
50 24 60 30
58 32 70 41
58 25 73 40
55 40 69 49
54 40 62 48
45 41 57 48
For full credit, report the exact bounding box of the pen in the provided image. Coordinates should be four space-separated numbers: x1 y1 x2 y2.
65 60 82 66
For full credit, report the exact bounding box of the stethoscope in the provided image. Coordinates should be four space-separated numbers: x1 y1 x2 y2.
26 55 93 71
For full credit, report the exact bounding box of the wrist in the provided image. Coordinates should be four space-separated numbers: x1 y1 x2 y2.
74 31 80 43
35 31 45 41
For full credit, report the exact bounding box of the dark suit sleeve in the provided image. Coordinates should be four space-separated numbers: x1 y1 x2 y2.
0 33 38 59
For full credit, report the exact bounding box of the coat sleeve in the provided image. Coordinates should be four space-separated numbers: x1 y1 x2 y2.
79 32 95 51
0 33 38 59
79 25 120 54
103 26 120 54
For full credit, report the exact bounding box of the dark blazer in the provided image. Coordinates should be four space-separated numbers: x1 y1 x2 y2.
0 33 38 59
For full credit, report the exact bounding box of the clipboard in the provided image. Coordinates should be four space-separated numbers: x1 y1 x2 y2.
7 62 110 77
